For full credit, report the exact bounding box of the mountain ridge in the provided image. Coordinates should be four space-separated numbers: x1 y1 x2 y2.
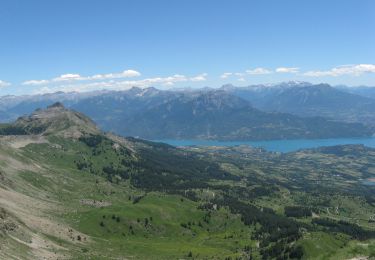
12 102 99 138
224 83 375 126
1 83 374 140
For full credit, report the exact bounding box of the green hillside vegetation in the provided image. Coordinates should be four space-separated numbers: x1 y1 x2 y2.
1 104 375 259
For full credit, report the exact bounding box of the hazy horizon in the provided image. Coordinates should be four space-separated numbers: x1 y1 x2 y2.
1 80 375 98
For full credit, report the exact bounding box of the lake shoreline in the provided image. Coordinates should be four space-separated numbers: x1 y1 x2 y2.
154 137 375 153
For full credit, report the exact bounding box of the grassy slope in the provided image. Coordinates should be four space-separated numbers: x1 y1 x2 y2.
1 136 256 259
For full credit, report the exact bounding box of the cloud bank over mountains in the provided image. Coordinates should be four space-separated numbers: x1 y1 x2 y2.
219 64 375 83
25 72 208 94
1 64 374 94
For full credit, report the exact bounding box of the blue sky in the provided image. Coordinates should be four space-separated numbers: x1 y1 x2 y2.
0 0 374 95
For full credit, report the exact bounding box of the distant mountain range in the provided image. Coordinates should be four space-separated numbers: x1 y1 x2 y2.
223 82 375 126
0 82 374 140
337 85 375 100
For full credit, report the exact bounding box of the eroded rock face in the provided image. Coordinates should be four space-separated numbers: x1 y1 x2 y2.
0 208 18 234
0 170 13 188
0 207 6 219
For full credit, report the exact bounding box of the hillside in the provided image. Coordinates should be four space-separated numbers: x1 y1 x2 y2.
1 106 375 259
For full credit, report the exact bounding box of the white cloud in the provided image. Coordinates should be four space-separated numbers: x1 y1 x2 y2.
246 67 272 75
53 73 83 82
163 81 175 86
304 64 375 77
220 72 232 79
22 80 49 86
276 67 299 73
190 73 208 82
220 68 271 81
0 80 11 88
139 74 188 86
22 69 141 86
90 69 141 80
32 73 207 94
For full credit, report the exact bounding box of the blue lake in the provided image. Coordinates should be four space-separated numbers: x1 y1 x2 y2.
362 180 375 186
155 137 375 153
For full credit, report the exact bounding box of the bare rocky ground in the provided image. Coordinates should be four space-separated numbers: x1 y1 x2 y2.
79 199 111 208
0 135 48 149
